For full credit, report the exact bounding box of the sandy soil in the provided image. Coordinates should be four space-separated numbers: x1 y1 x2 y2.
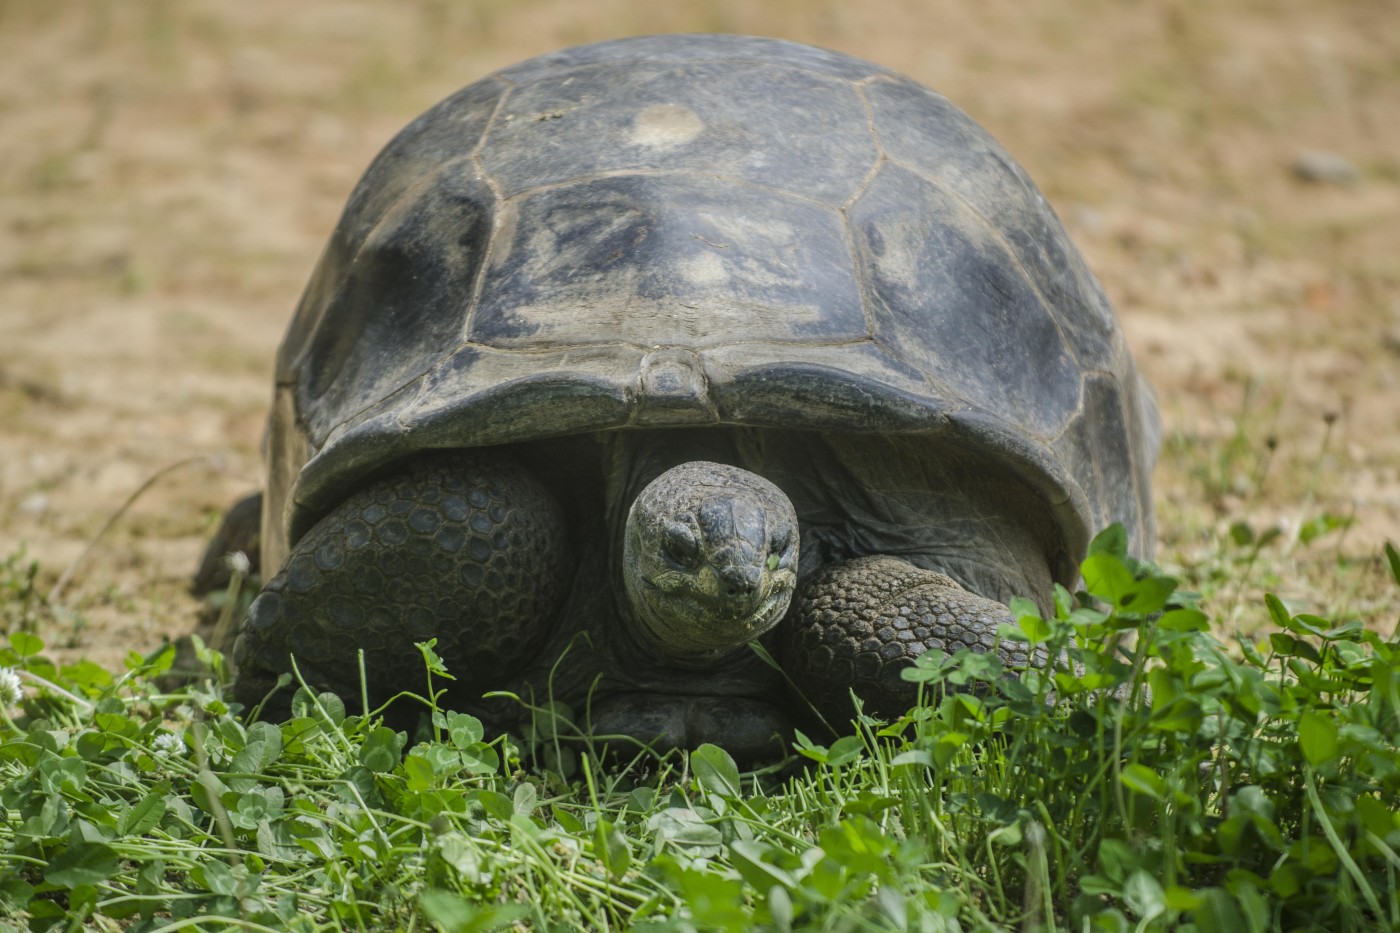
1 0 1396 669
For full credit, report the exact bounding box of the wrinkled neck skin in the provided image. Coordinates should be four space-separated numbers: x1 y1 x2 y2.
485 542 788 721
602 430 749 545
604 428 1062 614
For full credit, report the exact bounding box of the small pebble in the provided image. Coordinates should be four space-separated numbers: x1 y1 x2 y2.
1291 150 1360 186
18 492 49 516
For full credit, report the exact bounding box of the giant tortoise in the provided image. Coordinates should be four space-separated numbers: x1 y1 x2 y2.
229 34 1158 760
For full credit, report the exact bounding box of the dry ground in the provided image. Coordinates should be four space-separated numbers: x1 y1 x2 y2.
1 0 1397 669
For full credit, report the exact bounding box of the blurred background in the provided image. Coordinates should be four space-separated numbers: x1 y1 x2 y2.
1 0 1396 667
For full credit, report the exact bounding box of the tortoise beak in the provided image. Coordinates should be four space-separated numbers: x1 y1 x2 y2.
711 540 768 608
637 563 796 658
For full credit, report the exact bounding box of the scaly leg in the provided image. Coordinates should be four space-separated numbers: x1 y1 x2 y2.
232 453 572 723
783 555 1032 725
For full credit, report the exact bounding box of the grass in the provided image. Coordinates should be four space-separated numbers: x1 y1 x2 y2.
1 527 1397 932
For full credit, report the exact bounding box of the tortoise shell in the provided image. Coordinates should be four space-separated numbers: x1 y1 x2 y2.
261 34 1158 576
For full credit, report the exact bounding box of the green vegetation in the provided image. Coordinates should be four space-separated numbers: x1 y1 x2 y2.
1 528 1397 932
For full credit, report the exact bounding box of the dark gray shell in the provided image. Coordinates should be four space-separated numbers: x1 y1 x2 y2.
262 34 1159 575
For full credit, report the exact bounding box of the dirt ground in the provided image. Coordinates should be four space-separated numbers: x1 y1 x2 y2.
1 0 1396 669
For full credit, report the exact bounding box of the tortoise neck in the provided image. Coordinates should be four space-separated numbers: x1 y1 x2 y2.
601 428 749 558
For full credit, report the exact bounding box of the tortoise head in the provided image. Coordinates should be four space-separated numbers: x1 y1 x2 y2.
622 462 799 661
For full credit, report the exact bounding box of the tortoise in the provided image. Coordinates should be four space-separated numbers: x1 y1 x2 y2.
228 34 1159 760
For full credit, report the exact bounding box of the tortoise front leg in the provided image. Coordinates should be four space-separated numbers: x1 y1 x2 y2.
782 556 1033 726
232 452 572 724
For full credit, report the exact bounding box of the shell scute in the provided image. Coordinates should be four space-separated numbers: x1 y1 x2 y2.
850 164 1082 439
864 76 1121 373
482 60 877 204
471 175 864 349
296 167 495 445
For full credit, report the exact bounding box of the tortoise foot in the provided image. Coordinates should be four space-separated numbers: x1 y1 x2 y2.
232 452 572 722
585 693 791 765
782 556 1028 726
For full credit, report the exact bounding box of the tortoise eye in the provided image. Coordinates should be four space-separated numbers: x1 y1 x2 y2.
661 520 701 570
769 526 794 558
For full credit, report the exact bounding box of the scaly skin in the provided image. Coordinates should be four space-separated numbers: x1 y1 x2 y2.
232 453 570 722
782 555 1029 725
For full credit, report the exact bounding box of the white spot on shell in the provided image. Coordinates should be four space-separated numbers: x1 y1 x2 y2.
680 251 729 287
630 104 704 148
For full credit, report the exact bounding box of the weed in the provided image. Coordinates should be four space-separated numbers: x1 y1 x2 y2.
0 548 42 635
0 528 1396 931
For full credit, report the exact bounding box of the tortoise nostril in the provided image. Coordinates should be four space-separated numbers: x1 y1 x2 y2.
720 565 762 599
